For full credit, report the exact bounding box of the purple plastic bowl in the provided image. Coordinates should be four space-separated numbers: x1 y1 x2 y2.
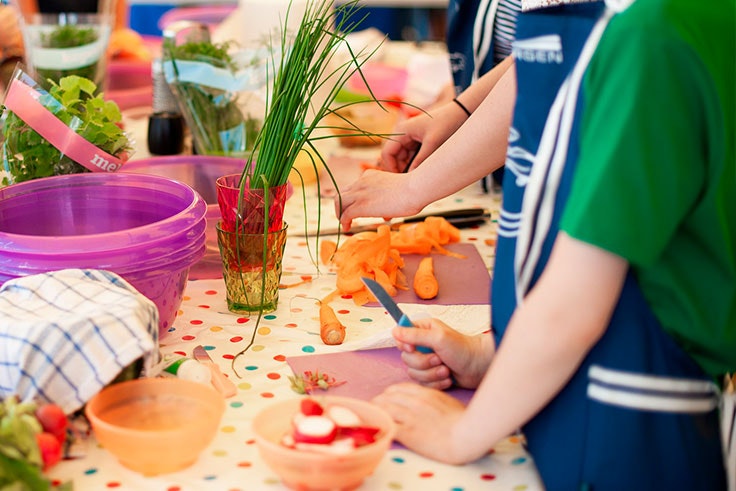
0 173 206 253
0 173 207 334
121 155 247 280
120 155 247 206
120 155 294 280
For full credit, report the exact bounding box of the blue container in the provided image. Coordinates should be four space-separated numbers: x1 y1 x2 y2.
128 3 176 36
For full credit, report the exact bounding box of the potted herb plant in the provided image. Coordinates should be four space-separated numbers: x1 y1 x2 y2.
240 0 387 231
216 0 389 317
162 23 267 158
215 0 406 373
21 12 112 91
1 70 133 185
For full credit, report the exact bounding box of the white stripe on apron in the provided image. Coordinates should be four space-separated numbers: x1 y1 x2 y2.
472 0 500 84
587 364 720 413
511 0 734 485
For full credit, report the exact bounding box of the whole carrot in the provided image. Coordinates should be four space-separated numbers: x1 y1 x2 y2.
319 302 346 345
413 256 439 300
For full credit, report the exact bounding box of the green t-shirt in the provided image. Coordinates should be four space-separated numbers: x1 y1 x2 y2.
561 0 736 377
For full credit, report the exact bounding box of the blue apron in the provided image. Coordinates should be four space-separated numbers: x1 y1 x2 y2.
448 0 510 188
491 2 726 489
447 0 501 92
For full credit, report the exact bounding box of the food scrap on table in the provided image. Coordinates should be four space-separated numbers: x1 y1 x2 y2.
279 275 313 289
288 370 346 395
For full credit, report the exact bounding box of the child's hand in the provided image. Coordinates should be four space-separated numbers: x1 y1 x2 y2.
372 382 468 464
393 317 493 390
335 169 422 231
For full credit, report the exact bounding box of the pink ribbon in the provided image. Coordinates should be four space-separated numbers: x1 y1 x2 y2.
4 79 125 173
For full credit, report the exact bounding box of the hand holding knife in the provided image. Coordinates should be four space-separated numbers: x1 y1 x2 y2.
361 277 433 354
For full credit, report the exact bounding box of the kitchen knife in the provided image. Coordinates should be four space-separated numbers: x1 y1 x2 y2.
297 207 490 237
361 277 433 354
192 345 237 398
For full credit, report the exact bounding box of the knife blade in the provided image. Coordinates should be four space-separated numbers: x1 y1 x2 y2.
361 277 432 353
296 207 490 237
192 345 237 398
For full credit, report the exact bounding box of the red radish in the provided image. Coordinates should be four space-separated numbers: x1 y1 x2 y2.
35 404 68 444
300 398 324 416
292 415 337 444
281 433 296 448
338 426 381 447
292 411 306 427
326 405 361 427
36 432 62 469
295 438 355 455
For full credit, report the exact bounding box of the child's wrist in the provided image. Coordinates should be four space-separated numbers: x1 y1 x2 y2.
452 98 472 118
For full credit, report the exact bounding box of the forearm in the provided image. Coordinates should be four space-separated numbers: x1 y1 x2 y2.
407 63 516 207
455 56 514 112
448 235 627 462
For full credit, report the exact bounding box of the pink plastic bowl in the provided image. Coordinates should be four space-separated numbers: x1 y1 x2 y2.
121 155 247 280
253 396 396 491
0 173 207 333
121 155 293 280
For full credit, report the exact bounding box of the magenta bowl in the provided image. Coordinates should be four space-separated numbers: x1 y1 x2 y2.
121 155 247 280
0 173 207 333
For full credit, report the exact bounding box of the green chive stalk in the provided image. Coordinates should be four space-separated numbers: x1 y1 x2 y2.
245 0 378 189
228 0 388 371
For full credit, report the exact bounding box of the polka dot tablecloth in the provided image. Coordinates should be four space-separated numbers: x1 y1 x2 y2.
48 180 544 490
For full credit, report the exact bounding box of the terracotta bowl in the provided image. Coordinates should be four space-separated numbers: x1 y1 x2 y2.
85 378 225 476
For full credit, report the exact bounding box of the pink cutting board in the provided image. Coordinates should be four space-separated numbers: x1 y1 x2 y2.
367 242 491 306
287 347 474 405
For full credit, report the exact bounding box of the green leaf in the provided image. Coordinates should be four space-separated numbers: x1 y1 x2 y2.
0 453 50 491
1 73 131 183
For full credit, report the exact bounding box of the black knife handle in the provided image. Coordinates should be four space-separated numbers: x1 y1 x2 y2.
402 208 490 228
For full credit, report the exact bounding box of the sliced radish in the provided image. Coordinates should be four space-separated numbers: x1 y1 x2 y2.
295 438 355 455
326 404 361 427
292 411 306 427
281 433 296 448
293 415 337 444
300 398 324 416
338 426 381 447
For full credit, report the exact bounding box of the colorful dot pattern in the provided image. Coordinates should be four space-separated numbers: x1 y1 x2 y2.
47 178 541 489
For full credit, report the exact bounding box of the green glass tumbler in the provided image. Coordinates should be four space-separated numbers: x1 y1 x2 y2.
216 221 287 314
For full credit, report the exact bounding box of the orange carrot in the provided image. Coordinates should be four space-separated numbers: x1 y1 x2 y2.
413 257 439 300
320 303 346 345
350 288 374 306
320 239 337 265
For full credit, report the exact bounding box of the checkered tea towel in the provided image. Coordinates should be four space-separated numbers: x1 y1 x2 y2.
0 269 160 414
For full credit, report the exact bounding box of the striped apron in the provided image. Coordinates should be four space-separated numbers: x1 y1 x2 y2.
491 1 728 488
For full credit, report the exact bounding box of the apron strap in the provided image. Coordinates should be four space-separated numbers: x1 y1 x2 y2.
472 0 501 84
722 374 735 491
514 5 616 303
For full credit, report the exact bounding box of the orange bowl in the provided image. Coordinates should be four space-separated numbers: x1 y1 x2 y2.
252 396 396 491
85 378 225 476
322 103 400 147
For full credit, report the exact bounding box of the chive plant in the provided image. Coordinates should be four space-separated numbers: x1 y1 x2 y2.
229 0 388 372
244 0 381 192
